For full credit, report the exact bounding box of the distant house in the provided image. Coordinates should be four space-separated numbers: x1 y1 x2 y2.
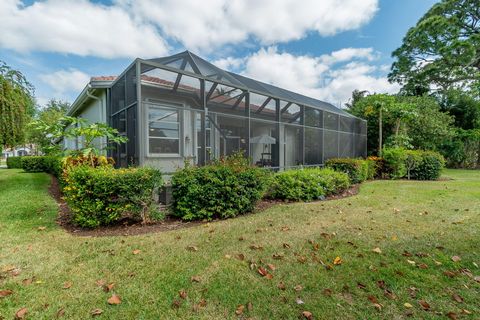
67 51 366 172
2 146 33 158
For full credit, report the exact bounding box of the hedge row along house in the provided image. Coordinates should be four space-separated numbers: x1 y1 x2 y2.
66 51 367 172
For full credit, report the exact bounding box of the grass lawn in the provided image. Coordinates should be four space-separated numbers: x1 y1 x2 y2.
1 169 479 319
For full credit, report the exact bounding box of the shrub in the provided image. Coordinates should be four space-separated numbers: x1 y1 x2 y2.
382 147 407 179
270 167 350 201
171 154 271 221
367 156 384 179
63 166 162 228
410 150 445 180
6 156 23 169
383 148 445 180
325 158 370 183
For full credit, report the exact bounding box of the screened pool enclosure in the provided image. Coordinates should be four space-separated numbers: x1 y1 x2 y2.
109 51 367 171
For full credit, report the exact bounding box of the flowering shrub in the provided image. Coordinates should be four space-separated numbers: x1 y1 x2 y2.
63 166 162 227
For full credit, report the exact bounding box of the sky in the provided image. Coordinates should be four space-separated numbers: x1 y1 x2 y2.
0 0 439 108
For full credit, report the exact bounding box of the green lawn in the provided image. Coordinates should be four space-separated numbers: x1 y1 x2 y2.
0 169 479 319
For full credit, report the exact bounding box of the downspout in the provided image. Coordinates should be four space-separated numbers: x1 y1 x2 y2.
85 85 105 153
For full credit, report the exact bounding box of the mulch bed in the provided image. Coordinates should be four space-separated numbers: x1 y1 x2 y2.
49 176 360 237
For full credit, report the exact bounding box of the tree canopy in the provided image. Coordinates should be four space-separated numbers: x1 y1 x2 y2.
389 0 480 95
0 61 35 148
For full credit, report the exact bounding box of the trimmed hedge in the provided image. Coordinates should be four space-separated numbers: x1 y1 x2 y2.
383 148 445 180
22 156 62 176
63 166 162 228
325 158 374 183
270 167 350 201
6 156 23 169
171 155 271 221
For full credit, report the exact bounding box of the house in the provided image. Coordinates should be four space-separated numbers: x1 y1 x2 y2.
67 51 367 173
2 146 34 158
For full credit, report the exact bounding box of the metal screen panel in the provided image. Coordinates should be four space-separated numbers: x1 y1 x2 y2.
355 134 367 158
304 127 323 165
340 116 355 133
339 132 354 158
324 112 339 131
111 75 125 114
324 130 339 160
125 66 137 107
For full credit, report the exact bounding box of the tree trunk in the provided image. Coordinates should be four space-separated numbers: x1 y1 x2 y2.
378 107 383 157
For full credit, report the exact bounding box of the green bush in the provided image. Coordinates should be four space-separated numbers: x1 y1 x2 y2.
6 156 23 169
270 167 350 201
410 150 445 180
171 154 271 221
383 148 444 180
63 166 162 228
383 148 407 179
367 156 384 178
21 156 63 177
325 158 370 183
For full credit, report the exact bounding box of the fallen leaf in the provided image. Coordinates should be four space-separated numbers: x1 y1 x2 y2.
376 280 386 289
179 289 187 299
417 263 428 269
474 276 480 283
235 304 244 315
247 302 253 311
418 299 430 311
452 256 461 262
281 226 290 232
372 247 382 254
236 253 245 261
296 298 304 305
132 249 141 255
272 253 284 260
357 282 367 290
171 299 182 309
95 279 106 287
283 243 291 249
191 275 201 283
293 285 303 292
404 302 413 308
22 278 33 286
384 289 397 300
56 308 65 318
297 256 307 264
447 312 458 320
0 289 13 297
107 294 121 305
277 282 286 290
249 244 263 250
302 311 313 319
103 283 115 292
91 308 103 317
367 295 379 304
63 282 72 289
452 293 463 303
444 271 457 278
257 267 268 277
15 307 28 319
322 288 333 296
187 246 198 252
37 226 46 231
407 260 416 265
224 254 231 259
267 264 276 271
333 256 342 265
461 309 472 314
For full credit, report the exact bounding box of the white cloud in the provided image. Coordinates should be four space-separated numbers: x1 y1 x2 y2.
0 0 378 57
223 47 399 106
0 0 168 58
39 68 90 97
123 0 379 51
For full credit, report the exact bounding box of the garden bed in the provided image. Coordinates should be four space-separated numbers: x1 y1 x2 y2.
49 175 360 237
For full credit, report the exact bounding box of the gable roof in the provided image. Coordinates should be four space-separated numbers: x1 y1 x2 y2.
147 50 354 118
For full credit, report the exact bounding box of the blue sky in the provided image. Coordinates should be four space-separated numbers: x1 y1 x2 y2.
0 0 438 107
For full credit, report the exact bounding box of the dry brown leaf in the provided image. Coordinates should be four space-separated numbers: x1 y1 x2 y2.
302 311 313 319
451 256 461 262
191 275 201 283
171 299 182 309
277 282 286 290
107 294 121 305
179 289 187 299
452 293 463 303
56 308 65 318
235 304 244 315
272 253 284 260
333 257 342 265
63 282 72 289
187 246 198 252
37 226 47 231
444 271 457 278
367 295 378 304
267 264 276 271
236 253 245 261
322 288 333 296
376 280 386 289
249 244 263 250
384 289 397 300
91 308 103 317
418 263 428 269
22 278 33 286
132 249 141 255
247 302 253 311
418 299 430 310
103 283 115 292
372 247 382 254
297 256 307 264
357 282 367 290
283 243 291 249
293 285 303 292
0 289 13 297
447 312 458 320
257 267 268 277
15 307 28 319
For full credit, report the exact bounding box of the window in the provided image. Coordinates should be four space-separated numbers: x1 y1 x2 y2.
148 106 180 155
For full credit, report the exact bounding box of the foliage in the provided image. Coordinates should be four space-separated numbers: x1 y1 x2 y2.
325 158 372 184
269 167 350 201
27 99 70 155
348 93 454 155
383 147 445 180
6 156 23 169
367 156 385 178
21 156 62 176
0 61 35 148
63 166 162 228
171 153 271 221
440 128 480 168
389 0 480 94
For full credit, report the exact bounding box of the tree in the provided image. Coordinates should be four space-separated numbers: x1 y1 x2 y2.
0 61 35 148
389 0 480 94
27 99 70 155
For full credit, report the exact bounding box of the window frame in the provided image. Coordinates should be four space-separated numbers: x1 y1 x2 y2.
146 104 182 157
